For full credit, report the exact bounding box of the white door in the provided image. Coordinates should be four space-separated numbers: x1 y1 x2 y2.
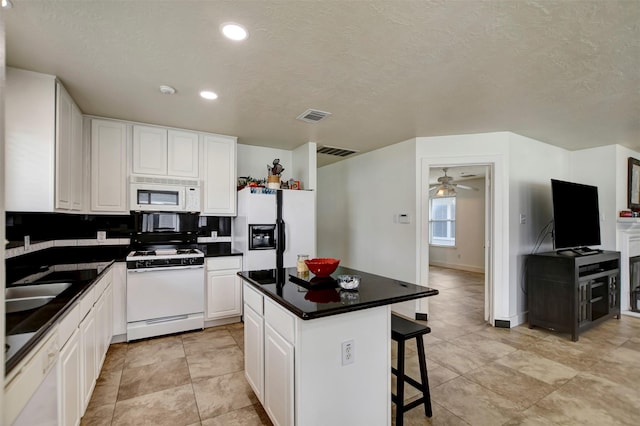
91 119 127 212
133 125 168 175
168 130 199 177
264 323 294 426
202 134 237 215
207 273 242 319
243 305 264 404
59 329 81 426
282 190 316 268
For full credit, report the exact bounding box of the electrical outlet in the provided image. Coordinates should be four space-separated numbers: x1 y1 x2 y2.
211 231 218 239
342 340 355 366
24 235 30 250
97 231 107 241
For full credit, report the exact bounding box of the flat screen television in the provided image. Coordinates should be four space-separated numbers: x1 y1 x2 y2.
551 179 601 254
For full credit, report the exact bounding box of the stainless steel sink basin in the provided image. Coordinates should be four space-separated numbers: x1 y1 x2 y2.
5 282 73 299
6 296 56 313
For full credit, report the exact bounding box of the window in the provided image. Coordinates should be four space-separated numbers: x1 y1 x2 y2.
429 196 456 246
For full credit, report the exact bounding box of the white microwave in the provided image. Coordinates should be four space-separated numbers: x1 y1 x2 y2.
129 176 201 212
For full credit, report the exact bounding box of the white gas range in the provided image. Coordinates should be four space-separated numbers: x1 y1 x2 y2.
125 212 206 341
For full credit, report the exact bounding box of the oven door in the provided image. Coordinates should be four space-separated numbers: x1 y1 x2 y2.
126 266 204 322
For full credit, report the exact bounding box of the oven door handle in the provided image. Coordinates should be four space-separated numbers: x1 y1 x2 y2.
128 265 204 273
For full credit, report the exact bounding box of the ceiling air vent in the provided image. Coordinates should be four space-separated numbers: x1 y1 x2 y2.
296 109 332 123
317 145 358 157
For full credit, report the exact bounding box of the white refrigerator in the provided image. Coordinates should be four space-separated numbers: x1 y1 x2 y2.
234 187 316 270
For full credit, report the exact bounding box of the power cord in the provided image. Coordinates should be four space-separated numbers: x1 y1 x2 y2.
521 219 554 295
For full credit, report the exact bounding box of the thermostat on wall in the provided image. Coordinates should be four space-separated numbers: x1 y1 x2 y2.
397 214 410 224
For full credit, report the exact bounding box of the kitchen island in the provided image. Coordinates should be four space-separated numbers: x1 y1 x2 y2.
239 266 438 426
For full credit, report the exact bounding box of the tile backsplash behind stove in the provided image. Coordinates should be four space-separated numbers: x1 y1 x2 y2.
5 212 231 244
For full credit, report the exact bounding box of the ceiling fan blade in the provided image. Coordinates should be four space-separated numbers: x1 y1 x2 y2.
455 184 478 191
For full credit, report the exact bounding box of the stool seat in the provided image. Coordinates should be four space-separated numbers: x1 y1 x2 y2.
391 313 432 426
391 314 431 340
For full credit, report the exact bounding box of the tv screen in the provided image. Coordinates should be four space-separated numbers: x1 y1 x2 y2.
551 179 601 250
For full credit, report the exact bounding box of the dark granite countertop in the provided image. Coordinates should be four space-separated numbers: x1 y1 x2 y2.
5 262 113 374
238 266 438 320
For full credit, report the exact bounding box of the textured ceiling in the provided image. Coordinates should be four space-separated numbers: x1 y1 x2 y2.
4 1 640 167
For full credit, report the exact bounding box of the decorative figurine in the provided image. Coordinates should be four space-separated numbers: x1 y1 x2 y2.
268 159 285 176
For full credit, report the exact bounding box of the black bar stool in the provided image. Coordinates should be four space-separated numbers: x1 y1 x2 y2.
391 313 433 426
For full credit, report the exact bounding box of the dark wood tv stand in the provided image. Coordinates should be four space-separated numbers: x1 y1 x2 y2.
527 250 620 341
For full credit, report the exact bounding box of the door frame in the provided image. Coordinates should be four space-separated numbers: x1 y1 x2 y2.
417 155 506 326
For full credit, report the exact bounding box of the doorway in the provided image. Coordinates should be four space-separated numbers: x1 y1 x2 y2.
418 158 498 325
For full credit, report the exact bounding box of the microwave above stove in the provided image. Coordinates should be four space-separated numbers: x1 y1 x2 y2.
130 176 201 212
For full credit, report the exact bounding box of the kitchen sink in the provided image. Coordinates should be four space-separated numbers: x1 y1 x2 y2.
5 282 73 300
6 296 56 313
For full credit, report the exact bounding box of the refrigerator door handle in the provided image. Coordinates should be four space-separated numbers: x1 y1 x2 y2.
279 221 286 253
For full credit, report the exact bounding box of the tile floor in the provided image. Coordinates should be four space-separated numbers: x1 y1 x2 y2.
81 266 640 425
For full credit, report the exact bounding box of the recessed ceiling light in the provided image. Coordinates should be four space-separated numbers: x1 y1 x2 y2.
200 91 218 100
221 23 248 41
2 0 13 9
159 85 176 95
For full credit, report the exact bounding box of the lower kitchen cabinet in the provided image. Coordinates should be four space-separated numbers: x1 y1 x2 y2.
59 328 81 426
243 304 264 403
80 307 97 410
264 323 295 426
206 257 243 321
111 262 127 339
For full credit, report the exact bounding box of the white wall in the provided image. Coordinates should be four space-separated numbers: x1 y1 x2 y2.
318 139 417 283
429 177 486 272
292 142 317 190
237 144 293 182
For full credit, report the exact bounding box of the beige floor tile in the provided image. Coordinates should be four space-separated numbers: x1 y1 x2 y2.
183 328 238 355
89 368 122 406
81 402 115 426
426 341 493 375
431 376 521 426
112 384 200 426
193 370 259 420
534 372 640 425
201 404 273 426
587 346 640 391
465 363 554 410
495 349 578 386
525 335 602 370
124 334 186 369
101 343 127 372
229 328 244 350
118 357 191 401
187 345 244 380
449 333 518 361
392 400 470 425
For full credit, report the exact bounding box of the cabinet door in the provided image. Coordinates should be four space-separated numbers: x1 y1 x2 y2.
243 305 264 404
70 102 84 210
609 275 620 312
59 329 81 426
95 291 108 372
55 82 73 210
133 125 167 175
80 309 97 412
202 134 237 215
207 274 242 320
91 119 127 212
112 262 127 336
168 130 199 177
264 323 294 426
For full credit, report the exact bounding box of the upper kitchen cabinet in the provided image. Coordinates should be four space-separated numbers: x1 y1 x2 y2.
5 67 83 212
132 125 199 178
91 119 128 213
202 134 237 216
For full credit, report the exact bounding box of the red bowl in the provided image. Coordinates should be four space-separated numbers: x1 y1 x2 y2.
304 258 340 277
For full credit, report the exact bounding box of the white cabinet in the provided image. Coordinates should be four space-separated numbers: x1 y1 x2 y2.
264 323 295 426
91 119 128 212
132 125 167 175
79 307 97 411
206 257 243 320
133 125 199 178
202 134 237 215
111 262 127 339
55 84 84 211
6 67 83 212
243 304 264 403
59 329 81 426
168 130 199 177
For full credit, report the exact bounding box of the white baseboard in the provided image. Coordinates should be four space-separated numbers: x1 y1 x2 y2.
204 316 242 328
428 261 484 274
621 310 640 319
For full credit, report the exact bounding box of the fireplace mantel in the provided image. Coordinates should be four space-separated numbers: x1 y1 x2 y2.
617 219 640 317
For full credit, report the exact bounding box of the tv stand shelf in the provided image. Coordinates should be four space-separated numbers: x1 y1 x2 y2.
527 250 620 341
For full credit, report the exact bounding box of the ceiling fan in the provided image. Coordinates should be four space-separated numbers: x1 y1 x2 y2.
429 168 478 197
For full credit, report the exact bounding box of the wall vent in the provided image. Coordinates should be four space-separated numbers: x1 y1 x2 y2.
317 145 358 157
296 109 332 123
